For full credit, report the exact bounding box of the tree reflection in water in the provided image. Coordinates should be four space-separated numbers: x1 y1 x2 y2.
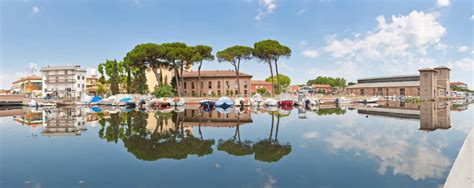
217 109 254 157
97 110 214 161
97 107 292 162
253 111 292 163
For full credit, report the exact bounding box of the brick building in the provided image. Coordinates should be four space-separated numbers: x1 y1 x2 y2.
346 66 450 100
181 70 252 97
250 80 273 94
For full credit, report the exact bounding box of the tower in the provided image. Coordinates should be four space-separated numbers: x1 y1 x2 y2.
419 68 438 100
433 66 451 98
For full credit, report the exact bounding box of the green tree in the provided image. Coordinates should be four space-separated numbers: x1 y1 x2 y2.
98 59 124 95
193 45 215 97
125 43 167 86
307 76 346 88
162 42 189 97
256 88 268 95
253 40 291 96
265 74 291 94
216 45 253 95
153 84 174 98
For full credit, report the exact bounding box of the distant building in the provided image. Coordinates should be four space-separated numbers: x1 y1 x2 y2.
11 75 42 97
289 85 300 93
181 70 252 97
250 80 273 94
347 66 451 100
85 75 99 95
312 84 332 93
41 65 87 99
450 82 468 89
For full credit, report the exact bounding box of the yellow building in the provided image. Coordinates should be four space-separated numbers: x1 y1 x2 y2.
11 75 42 97
145 66 191 92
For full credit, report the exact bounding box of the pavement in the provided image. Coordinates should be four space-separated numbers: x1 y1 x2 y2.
444 128 473 188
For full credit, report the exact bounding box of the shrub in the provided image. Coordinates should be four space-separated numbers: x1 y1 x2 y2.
153 84 174 98
256 88 267 95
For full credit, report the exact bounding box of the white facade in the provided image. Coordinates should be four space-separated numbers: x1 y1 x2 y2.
41 65 87 99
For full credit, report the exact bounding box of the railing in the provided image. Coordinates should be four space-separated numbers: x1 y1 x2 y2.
44 79 76 83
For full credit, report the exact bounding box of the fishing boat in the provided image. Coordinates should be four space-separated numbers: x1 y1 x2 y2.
215 97 234 108
264 98 278 106
170 98 185 106
336 97 353 104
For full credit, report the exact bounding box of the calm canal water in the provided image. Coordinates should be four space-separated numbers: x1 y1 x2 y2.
0 100 472 188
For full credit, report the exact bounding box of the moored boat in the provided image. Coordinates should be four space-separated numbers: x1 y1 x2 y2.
215 97 234 108
264 98 278 106
278 100 294 106
336 97 353 104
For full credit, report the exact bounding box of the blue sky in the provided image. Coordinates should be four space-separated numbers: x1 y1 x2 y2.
1 0 473 89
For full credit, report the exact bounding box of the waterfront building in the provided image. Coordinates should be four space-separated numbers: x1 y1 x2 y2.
11 75 42 97
40 65 87 99
146 66 190 91
346 66 451 100
250 80 272 94
312 84 332 94
85 75 99 95
181 70 252 97
450 82 468 89
42 108 87 136
289 85 300 93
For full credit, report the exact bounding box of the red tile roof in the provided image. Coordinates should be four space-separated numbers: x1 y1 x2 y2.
251 80 272 85
12 75 42 84
312 84 332 88
182 70 252 78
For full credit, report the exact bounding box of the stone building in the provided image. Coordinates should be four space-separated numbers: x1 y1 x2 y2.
250 80 272 94
346 66 450 100
181 70 252 97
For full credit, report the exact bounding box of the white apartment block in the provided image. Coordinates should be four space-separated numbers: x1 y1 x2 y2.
41 65 87 99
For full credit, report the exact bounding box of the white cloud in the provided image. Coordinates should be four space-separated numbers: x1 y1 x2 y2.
448 58 474 71
255 0 276 21
298 40 308 47
86 68 99 76
302 50 320 58
32 6 40 14
437 0 450 7
324 11 445 64
471 15 474 21
296 9 307 15
457 45 469 52
435 42 447 51
303 131 319 140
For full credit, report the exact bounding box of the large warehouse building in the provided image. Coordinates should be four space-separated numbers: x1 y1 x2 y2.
346 66 451 100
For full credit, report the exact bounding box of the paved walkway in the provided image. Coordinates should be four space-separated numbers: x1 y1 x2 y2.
445 128 473 188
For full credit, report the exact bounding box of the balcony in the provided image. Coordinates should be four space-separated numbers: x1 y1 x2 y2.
44 79 76 84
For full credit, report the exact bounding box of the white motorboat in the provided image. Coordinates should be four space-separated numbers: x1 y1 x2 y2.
99 96 115 105
215 97 234 108
336 97 353 104
360 96 379 103
264 98 278 106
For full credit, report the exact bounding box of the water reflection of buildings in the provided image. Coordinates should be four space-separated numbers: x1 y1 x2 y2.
42 108 88 136
182 108 253 128
356 101 451 131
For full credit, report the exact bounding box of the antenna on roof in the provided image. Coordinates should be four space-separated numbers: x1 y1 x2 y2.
26 63 38 75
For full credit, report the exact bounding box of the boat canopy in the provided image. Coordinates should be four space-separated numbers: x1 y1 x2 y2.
90 96 102 103
119 97 132 102
91 107 102 113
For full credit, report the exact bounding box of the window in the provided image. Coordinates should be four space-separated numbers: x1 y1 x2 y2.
77 84 80 88
360 89 365 95
82 84 85 88
77 76 80 80
235 80 239 89
244 90 247 94
184 82 187 89
208 81 212 89
217 90 221 96
82 76 85 80
191 82 195 89
226 81 230 89
244 81 248 89
226 90 229 95
217 81 221 89
400 88 405 96
201 81 203 89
